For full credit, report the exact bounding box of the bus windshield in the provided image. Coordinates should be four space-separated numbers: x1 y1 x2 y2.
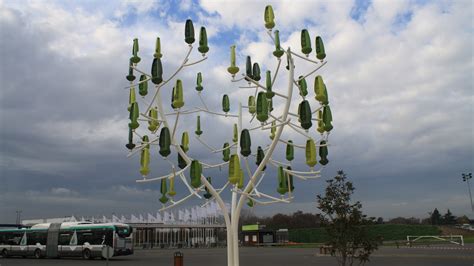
115 226 132 238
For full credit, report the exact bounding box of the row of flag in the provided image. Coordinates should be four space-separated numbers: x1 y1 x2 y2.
74 201 227 224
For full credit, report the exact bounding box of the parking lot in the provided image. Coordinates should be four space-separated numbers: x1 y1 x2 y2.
1 245 473 266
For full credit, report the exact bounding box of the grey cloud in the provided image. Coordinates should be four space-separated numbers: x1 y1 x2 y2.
1 1 473 223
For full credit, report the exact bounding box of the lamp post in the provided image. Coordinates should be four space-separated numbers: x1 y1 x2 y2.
461 173 473 212
15 210 22 225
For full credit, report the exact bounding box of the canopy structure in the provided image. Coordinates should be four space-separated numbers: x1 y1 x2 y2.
123 5 333 266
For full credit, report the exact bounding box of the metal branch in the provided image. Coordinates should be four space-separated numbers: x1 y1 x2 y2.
266 29 276 45
195 136 237 153
297 60 328 81
290 50 321 65
198 93 209 110
212 143 237 153
261 119 290 130
130 65 152 78
179 173 203 199
195 135 218 152
196 107 239 118
145 45 194 114
123 77 151 89
165 109 200 116
243 157 254 181
183 56 208 67
278 139 305 149
242 74 288 99
283 167 321 176
288 111 321 121
126 137 159 158
251 198 293 205
269 159 292 167
286 171 321 180
171 111 180 139
312 105 324 114
239 190 292 204
231 76 247 83
271 58 282 87
135 165 190 183
201 161 229 169
132 130 143 140
268 160 322 180
159 192 196 212
139 112 164 123
270 114 312 139
200 182 231 208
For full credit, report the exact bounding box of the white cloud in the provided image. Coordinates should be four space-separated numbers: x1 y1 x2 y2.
0 0 472 221
51 187 79 196
179 0 192 11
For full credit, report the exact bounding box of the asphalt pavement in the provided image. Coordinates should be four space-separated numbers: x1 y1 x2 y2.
1 245 473 266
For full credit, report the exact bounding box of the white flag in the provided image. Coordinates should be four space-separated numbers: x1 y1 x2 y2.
178 210 184 221
156 212 162 223
131 214 139 223
198 206 204 219
191 208 197 222
147 213 155 223
213 201 220 216
184 209 190 222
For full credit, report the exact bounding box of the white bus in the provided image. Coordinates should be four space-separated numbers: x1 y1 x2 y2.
0 222 133 259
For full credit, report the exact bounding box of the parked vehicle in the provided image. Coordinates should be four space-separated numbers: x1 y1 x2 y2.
0 222 133 259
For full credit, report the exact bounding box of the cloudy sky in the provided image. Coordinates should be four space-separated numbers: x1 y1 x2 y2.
0 0 472 224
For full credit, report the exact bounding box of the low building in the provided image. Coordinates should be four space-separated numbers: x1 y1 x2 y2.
240 225 290 246
130 223 226 248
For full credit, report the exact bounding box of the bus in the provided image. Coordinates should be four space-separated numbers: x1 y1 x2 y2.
0 222 133 259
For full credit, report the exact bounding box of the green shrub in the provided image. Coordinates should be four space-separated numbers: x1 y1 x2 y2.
289 225 441 243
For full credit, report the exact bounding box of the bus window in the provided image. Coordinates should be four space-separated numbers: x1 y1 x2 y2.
20 232 27 246
115 226 132 238
59 232 72 245
26 231 38 246
101 230 113 246
7 232 23 245
86 229 112 245
0 232 8 245
27 231 47 245
69 231 77 245
77 231 93 245
37 231 47 245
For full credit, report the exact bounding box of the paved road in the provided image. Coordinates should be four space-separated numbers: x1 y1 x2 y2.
1 245 473 266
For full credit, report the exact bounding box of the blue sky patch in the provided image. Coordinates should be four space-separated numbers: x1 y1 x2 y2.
350 0 371 23
392 10 413 33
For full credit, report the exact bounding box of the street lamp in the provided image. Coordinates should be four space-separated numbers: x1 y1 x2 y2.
461 172 473 212
15 210 22 225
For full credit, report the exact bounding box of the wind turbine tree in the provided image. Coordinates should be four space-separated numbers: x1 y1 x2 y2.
124 5 334 266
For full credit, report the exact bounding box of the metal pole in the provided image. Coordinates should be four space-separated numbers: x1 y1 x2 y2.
15 210 22 225
462 173 473 212
467 178 473 212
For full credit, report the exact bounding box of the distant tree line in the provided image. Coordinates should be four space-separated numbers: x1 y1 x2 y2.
240 210 323 230
240 208 471 229
380 208 470 226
